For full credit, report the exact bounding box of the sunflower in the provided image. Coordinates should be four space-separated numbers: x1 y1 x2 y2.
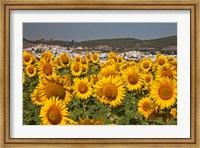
40 50 53 62
81 64 88 75
59 53 70 68
31 87 45 106
137 97 155 119
73 77 92 100
54 57 62 69
170 58 177 70
117 56 124 64
81 57 88 65
23 51 34 65
37 59 57 79
99 64 118 78
170 108 177 119
70 62 82 76
140 58 152 72
74 55 81 63
78 116 104 125
25 64 37 77
150 77 177 109
122 67 144 91
86 53 91 61
37 75 72 103
94 76 125 107
143 73 153 90
108 52 117 61
92 53 99 63
155 64 177 80
39 96 76 125
156 54 167 67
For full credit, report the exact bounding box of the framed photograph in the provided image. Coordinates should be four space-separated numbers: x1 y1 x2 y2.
1 0 199 147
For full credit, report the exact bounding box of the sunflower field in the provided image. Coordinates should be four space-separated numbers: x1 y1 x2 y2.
23 50 177 125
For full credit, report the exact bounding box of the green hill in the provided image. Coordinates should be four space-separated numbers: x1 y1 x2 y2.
140 36 177 49
23 35 177 49
77 38 141 48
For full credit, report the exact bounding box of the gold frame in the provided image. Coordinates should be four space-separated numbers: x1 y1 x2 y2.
0 0 199 147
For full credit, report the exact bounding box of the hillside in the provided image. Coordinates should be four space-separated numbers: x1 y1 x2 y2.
23 35 177 49
77 38 141 48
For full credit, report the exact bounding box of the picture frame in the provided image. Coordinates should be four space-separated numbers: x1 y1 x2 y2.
0 0 199 147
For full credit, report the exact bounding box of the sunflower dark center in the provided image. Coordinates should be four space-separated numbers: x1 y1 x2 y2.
118 58 122 63
142 102 152 111
43 64 53 75
57 60 62 66
128 73 138 85
28 67 34 74
24 56 30 62
61 56 69 65
142 62 149 69
76 57 81 62
158 85 173 100
78 83 88 94
145 76 151 83
158 58 165 65
74 64 80 72
103 84 118 101
45 82 66 100
86 54 90 59
93 54 98 61
82 66 87 73
47 105 62 125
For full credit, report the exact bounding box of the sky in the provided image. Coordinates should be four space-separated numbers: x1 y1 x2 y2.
23 23 177 41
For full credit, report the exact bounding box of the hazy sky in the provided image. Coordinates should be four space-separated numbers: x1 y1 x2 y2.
23 23 177 41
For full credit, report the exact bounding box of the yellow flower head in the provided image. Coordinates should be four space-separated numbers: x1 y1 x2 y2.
138 97 155 119
156 54 167 67
140 58 152 72
122 67 144 91
74 55 81 63
37 75 72 103
23 51 34 65
31 87 45 106
37 59 57 79
59 53 70 68
94 76 125 107
156 63 177 80
117 56 124 64
70 62 82 76
25 64 37 77
99 64 118 78
170 108 177 119
78 116 104 125
73 77 93 100
92 53 99 63
40 50 53 62
81 57 88 65
150 77 177 109
143 73 154 90
86 53 91 61
39 96 76 125
81 64 88 75
54 57 62 69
